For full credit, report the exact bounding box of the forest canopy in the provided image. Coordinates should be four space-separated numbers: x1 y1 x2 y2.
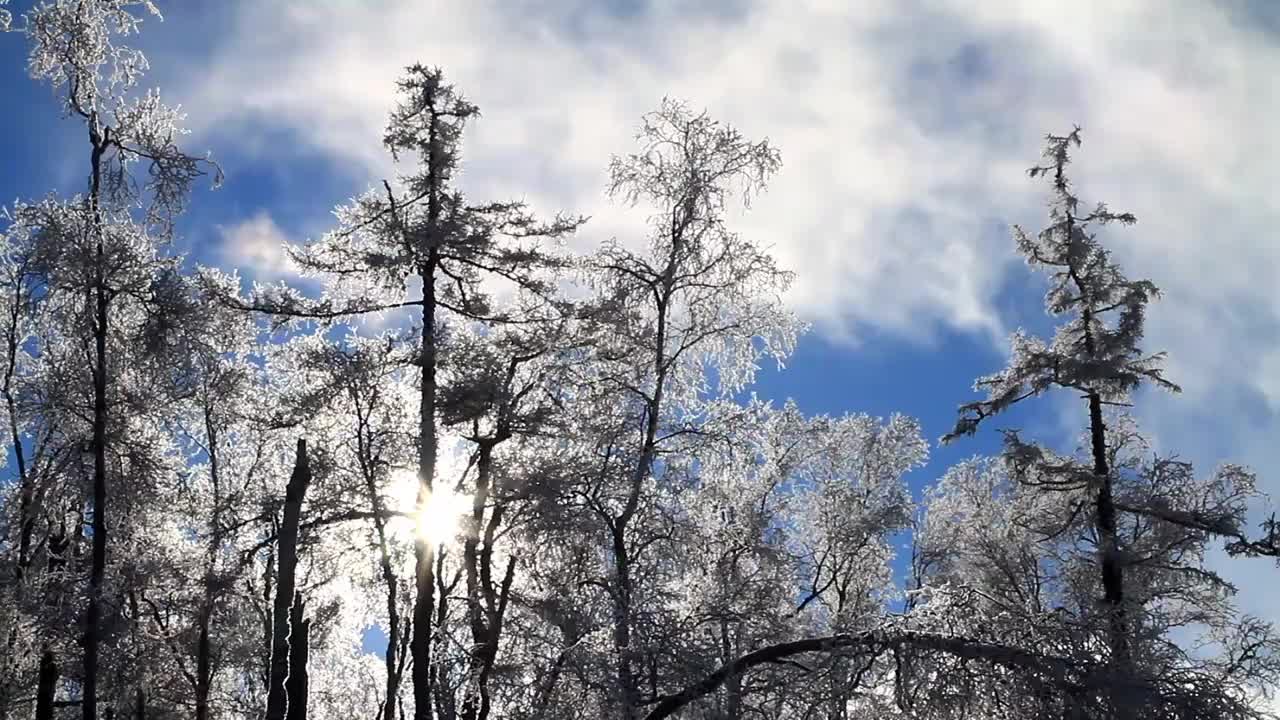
1 2 1279 720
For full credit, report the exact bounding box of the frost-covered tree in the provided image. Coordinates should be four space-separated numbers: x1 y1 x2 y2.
201 65 583 720
943 128 1170 670
7 5 1280 717
640 129 1280 720
433 307 588 720
565 99 802 719
935 128 1280 718
661 400 925 719
2 2 217 718
259 331 418 720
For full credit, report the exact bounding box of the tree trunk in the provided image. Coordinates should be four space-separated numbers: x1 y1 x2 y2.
611 235 680 720
611 524 638 720
261 548 275 692
285 593 310 720
462 445 496 720
531 632 577 720
1088 393 1125 654
721 620 741 720
374 510 404 720
5 277 32 579
265 440 312 720
411 92 445 720
1078 289 1127 670
195 618 211 720
412 247 440 720
196 409 223 720
35 649 57 720
431 554 457 720
83 119 111 720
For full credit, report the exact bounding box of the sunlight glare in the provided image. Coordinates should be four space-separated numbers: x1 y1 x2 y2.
386 469 471 547
417 483 471 547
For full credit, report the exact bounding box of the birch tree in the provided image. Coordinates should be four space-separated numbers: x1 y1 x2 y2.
573 98 801 719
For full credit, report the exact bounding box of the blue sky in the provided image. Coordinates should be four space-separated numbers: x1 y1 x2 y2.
4 0 1280 625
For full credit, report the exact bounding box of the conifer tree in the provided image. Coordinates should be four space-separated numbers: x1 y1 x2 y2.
939 128 1279 718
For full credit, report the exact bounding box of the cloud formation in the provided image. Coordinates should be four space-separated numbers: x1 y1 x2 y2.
216 210 298 281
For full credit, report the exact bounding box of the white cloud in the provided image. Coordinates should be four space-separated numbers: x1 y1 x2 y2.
216 210 298 280
168 0 1045 347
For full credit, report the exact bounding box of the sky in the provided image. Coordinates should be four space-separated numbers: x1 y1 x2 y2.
2 0 1280 627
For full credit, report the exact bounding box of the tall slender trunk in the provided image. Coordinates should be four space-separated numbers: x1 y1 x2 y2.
1061 197 1128 709
195 614 212 720
1066 211 1127 667
381 569 403 720
83 117 112 720
612 237 679 719
1089 391 1126 660
461 446 491 720
372 491 403 720
610 524 638 719
411 101 443 720
261 547 275 693
285 593 310 720
196 410 221 720
462 444 515 720
611 365 667 719
265 440 312 720
413 257 439 720
5 276 32 577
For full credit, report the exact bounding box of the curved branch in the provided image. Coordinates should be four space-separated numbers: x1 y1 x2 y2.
641 629 1081 720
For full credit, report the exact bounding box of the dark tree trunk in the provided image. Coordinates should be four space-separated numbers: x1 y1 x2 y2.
35 649 58 720
462 445 496 720
1089 391 1126 659
721 620 741 720
196 409 222 720
411 94 444 720
612 232 681 720
412 251 439 720
265 440 312 720
285 593 310 720
5 275 32 578
261 548 274 691
83 117 112 720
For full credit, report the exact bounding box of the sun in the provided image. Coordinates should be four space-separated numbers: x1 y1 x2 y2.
386 469 471 547
416 483 471 547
